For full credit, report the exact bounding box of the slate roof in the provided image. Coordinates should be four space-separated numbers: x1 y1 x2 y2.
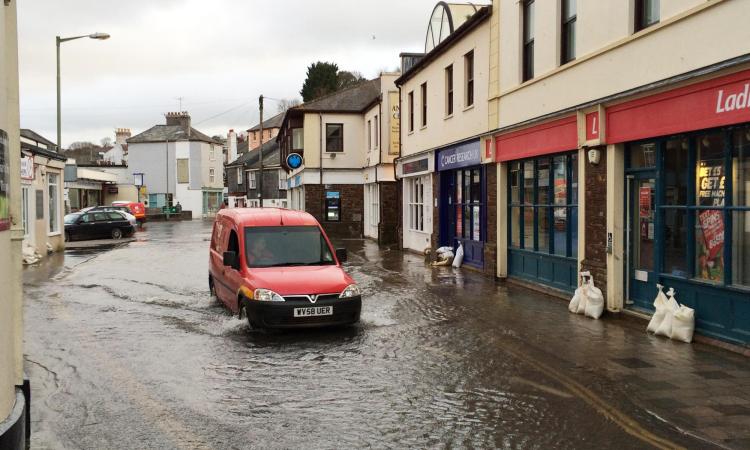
21 129 57 149
127 125 221 144
248 112 285 132
294 78 381 113
226 139 280 168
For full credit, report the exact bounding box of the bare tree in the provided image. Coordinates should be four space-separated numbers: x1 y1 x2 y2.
101 137 112 148
277 98 301 113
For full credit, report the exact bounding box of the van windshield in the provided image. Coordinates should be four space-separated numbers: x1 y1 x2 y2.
244 226 335 268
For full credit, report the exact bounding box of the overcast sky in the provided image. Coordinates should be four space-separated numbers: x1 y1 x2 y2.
18 0 439 148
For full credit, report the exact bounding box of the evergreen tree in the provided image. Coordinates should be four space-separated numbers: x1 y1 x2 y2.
300 62 340 102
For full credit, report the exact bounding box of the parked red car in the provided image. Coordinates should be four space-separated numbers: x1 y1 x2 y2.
209 208 361 329
112 201 147 225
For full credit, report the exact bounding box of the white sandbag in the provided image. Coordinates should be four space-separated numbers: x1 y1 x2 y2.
646 284 668 334
569 272 586 313
576 271 590 315
584 276 605 319
440 250 454 259
452 243 464 268
655 288 680 337
671 304 695 343
436 246 453 255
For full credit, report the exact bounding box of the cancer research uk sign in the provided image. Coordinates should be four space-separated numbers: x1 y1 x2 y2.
437 140 481 172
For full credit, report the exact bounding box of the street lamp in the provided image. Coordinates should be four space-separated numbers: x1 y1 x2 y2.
56 32 110 150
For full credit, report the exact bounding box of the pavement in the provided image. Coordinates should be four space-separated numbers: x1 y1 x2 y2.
21 220 750 449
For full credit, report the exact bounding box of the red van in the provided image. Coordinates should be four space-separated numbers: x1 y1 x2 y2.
209 208 361 329
112 201 147 225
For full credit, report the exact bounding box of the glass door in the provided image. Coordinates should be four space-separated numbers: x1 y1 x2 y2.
627 173 657 309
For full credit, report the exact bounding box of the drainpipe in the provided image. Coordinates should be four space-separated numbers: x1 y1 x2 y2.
319 112 324 216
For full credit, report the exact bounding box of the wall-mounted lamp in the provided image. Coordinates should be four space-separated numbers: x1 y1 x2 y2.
587 148 601 165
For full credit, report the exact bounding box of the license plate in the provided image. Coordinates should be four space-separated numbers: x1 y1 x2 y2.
294 306 333 317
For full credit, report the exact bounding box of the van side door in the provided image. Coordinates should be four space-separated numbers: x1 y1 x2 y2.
224 227 244 314
210 219 230 305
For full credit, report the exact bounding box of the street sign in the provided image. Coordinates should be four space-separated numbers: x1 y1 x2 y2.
287 153 303 170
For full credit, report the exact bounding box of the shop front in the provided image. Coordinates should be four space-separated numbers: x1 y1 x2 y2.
496 116 580 293
397 152 435 254
607 68 750 345
437 140 486 268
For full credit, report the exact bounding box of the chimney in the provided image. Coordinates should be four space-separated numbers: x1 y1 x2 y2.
227 129 238 163
115 128 131 145
165 111 191 131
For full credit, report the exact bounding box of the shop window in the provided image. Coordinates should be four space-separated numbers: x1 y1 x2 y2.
629 142 657 168
325 191 341 222
635 0 660 32
663 209 688 277
664 138 688 205
522 0 535 82
733 127 750 286
408 177 426 231
48 173 59 234
326 124 344 153
561 0 576 64
454 168 482 241
509 153 578 257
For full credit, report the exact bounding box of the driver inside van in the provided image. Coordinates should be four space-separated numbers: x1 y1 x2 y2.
248 236 275 266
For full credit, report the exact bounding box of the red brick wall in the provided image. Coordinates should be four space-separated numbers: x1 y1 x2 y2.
581 150 608 298
304 184 364 239
484 164 498 278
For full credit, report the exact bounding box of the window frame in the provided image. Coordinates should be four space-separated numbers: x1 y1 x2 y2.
522 0 535 82
420 82 428 128
209 168 215 184
445 64 454 117
236 166 243 185
408 176 426 232
464 51 475 107
292 128 304 150
48 172 60 235
560 0 577 65
374 115 379 149
635 0 660 32
367 119 372 151
408 91 415 132
249 170 257 189
325 123 344 153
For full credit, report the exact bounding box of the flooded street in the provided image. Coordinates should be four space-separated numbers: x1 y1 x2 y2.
24 221 713 449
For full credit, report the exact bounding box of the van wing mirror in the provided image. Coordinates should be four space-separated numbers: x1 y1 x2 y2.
223 251 239 269
335 248 347 263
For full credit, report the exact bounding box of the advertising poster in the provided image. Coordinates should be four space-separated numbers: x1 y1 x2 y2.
639 186 651 218
389 92 400 156
0 131 9 231
698 210 725 281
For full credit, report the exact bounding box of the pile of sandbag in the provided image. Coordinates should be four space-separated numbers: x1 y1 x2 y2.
568 271 605 319
647 285 695 343
430 243 465 268
22 242 41 265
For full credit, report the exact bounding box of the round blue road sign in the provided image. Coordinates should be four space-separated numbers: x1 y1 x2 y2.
287 153 303 170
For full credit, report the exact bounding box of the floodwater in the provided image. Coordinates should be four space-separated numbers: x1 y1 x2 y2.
23 220 709 449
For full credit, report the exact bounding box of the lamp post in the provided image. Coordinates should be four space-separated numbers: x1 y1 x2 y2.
56 32 110 150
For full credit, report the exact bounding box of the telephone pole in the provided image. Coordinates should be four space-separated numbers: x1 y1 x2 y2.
258 95 264 208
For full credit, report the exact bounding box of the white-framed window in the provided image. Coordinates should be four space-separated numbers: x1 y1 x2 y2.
374 115 379 148
408 176 426 232
249 171 257 189
292 128 304 150
209 168 215 183
48 173 59 234
237 167 243 184
465 50 475 107
210 145 216 161
326 124 344 153
21 186 29 237
278 171 288 190
369 184 379 226
367 120 372 151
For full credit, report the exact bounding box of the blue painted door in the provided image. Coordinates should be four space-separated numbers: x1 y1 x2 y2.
627 173 658 310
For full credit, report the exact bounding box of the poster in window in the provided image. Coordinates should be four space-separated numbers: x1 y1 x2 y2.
697 161 725 207
0 130 9 230
639 186 651 219
472 206 480 241
456 206 462 237
697 210 724 281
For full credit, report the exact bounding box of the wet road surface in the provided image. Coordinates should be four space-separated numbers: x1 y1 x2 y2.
23 220 714 449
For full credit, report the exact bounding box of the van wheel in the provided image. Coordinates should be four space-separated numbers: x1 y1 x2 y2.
238 297 255 329
111 228 123 240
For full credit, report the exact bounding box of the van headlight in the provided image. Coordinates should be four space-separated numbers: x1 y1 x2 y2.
339 284 361 299
253 289 285 302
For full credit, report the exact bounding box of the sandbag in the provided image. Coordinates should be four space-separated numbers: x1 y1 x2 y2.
436 246 453 255
584 276 605 319
671 304 695 343
646 284 668 334
452 243 464 268
655 288 679 337
568 272 586 313
576 272 590 315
